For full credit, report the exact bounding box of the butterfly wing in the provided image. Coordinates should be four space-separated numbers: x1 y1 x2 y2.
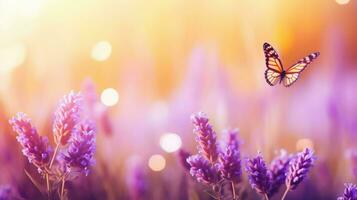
263 42 284 86
283 52 320 87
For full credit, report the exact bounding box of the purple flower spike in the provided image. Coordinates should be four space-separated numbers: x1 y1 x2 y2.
268 149 292 197
286 148 315 190
53 91 82 145
178 149 192 171
218 129 242 184
59 121 96 176
246 153 270 195
186 155 219 185
338 183 357 200
9 113 51 169
191 112 218 163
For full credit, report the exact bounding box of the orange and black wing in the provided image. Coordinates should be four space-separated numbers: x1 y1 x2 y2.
263 42 283 86
283 52 320 87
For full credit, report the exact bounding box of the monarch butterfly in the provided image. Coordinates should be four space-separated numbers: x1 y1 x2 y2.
263 42 320 87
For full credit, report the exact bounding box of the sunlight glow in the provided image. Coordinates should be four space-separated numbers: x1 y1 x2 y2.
100 88 119 107
91 41 112 61
0 43 26 73
296 138 314 151
159 133 182 153
148 154 166 172
336 0 350 5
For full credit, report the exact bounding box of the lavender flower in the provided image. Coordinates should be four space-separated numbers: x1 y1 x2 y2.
218 129 242 184
337 183 357 200
286 148 315 190
246 153 270 195
186 155 220 185
268 149 292 197
53 91 82 145
9 113 51 169
178 149 191 171
191 112 218 163
0 185 24 200
126 158 148 200
59 121 96 176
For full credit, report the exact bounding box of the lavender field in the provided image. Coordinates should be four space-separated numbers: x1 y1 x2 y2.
0 0 357 200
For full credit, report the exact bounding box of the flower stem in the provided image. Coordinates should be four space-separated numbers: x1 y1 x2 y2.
231 181 237 200
60 177 65 200
264 193 269 200
45 173 50 199
49 140 61 169
281 186 290 200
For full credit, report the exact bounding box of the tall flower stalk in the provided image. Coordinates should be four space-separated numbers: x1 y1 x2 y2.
268 150 292 197
191 112 219 164
282 148 315 200
337 183 357 200
218 129 242 200
186 112 244 200
9 91 96 200
245 153 270 200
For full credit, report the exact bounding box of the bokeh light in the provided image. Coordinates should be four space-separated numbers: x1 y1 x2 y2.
336 0 350 5
0 43 26 73
91 41 112 61
296 138 314 151
148 154 166 172
100 88 119 107
159 133 182 153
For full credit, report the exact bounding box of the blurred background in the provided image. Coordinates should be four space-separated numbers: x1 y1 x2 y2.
0 0 357 199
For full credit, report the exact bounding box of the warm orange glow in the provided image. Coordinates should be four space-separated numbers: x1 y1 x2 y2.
148 154 166 172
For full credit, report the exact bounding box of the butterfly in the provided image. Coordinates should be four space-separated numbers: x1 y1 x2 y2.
263 42 320 87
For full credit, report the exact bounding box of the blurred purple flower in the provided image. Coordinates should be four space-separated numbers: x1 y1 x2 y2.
245 153 270 195
186 155 220 185
178 149 191 172
218 129 242 184
286 148 315 190
0 185 24 200
268 149 292 197
9 112 51 169
53 91 82 145
337 183 357 200
59 121 96 176
191 112 218 163
126 158 149 200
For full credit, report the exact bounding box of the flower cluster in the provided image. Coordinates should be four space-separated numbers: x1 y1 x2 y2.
187 155 220 185
338 183 357 200
268 150 292 197
246 148 314 199
246 153 271 195
9 91 96 199
59 121 96 176
53 91 82 145
185 112 242 198
218 129 242 184
191 112 219 163
182 112 317 200
9 113 51 171
286 148 315 190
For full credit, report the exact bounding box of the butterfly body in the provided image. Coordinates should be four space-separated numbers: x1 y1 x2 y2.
263 42 320 87
279 70 286 84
